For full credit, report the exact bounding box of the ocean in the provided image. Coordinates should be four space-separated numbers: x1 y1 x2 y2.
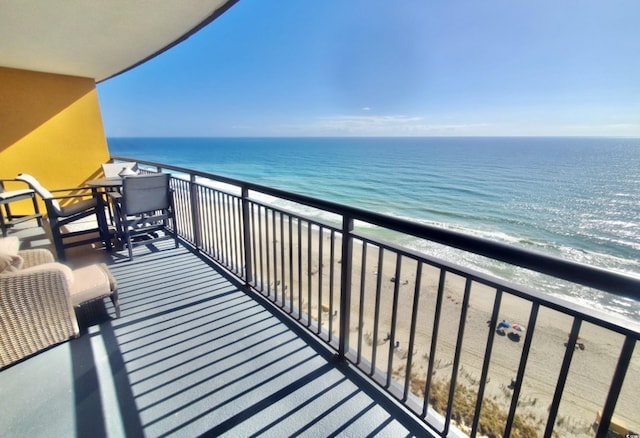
107 137 640 320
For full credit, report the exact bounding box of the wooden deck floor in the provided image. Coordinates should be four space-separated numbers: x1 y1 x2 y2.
1 225 435 437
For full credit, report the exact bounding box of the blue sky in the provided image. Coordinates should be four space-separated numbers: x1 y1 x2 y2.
97 0 640 137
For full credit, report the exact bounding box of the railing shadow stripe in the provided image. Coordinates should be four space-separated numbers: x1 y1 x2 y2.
198 363 335 437
133 332 300 407
250 377 349 436
131 324 291 392
289 388 362 436
119 281 237 315
108 289 241 330
328 400 379 437
125 312 275 370
119 302 262 356
116 294 251 342
118 275 231 305
141 350 317 429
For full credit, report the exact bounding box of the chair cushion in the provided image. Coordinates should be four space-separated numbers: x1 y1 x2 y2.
20 262 74 285
97 263 117 292
0 189 34 201
0 236 20 255
16 173 64 215
58 197 97 217
0 252 23 273
69 264 111 306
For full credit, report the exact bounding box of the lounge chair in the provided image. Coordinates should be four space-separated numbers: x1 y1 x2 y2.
15 173 111 261
0 178 43 237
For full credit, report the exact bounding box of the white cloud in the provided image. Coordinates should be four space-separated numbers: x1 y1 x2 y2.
562 123 640 135
298 114 489 136
270 114 640 137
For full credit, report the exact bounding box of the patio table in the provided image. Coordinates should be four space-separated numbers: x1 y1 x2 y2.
86 177 123 251
86 177 123 190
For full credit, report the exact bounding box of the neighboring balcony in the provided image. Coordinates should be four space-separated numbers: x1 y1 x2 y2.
1 157 639 437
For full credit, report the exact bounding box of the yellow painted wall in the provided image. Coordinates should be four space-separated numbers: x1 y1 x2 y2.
0 67 109 212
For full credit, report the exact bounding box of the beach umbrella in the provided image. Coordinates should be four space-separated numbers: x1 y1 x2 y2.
512 324 525 332
498 320 511 329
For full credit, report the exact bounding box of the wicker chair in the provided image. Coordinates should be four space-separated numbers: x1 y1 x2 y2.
0 238 119 368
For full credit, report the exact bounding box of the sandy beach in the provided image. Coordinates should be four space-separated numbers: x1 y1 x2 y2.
243 213 640 437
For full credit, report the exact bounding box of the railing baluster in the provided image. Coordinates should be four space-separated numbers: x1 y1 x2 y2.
265 208 272 299
386 254 402 388
297 218 302 321
226 193 232 265
337 216 354 360
228 195 235 269
307 222 312 327
357 241 368 364
250 202 258 287
280 211 286 308
212 190 221 258
257 205 264 292
596 335 636 437
231 197 239 273
241 186 252 288
223 193 231 266
271 209 277 301
200 186 209 252
443 278 472 437
318 226 324 334
189 175 201 248
288 214 294 313
230 194 237 268
208 187 215 252
504 303 539 437
180 179 191 241
471 288 503 437
403 260 422 401
216 191 224 260
328 229 335 343
208 187 214 252
371 247 384 374
544 317 582 437
423 268 447 419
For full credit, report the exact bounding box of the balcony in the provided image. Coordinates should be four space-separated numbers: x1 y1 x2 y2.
2 157 639 437
1 235 435 436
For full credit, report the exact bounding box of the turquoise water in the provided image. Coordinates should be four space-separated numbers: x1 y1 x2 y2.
107 137 640 319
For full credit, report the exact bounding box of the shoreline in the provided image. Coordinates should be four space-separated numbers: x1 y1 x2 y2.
245 193 640 323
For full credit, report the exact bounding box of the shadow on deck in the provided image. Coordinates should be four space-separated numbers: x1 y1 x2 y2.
1 227 435 437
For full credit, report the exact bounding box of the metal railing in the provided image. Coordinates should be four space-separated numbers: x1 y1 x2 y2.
113 155 640 437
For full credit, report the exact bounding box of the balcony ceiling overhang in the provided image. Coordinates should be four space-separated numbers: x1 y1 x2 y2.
0 0 238 82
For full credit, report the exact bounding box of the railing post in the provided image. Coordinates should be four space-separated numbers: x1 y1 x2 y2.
596 336 636 437
337 215 354 361
241 186 253 289
189 174 202 248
